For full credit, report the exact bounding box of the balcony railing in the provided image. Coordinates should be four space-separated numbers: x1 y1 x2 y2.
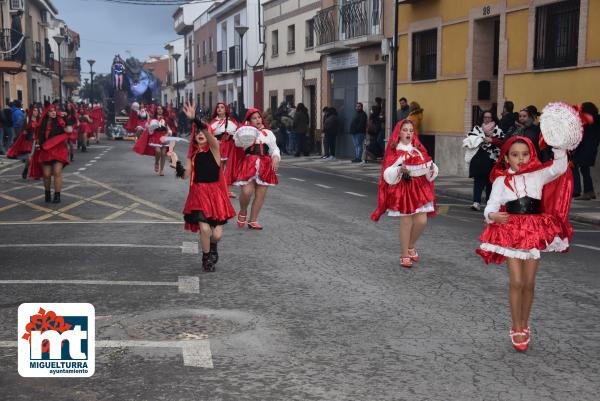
305 35 314 49
0 28 25 63
217 50 227 73
314 0 382 47
272 44 279 56
288 40 295 53
229 45 240 71
62 57 81 73
314 5 338 46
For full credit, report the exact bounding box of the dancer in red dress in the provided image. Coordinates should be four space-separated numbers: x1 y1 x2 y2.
7 105 41 179
209 102 239 197
371 119 439 268
78 104 92 151
233 108 281 230
177 101 235 272
64 102 79 161
148 105 172 175
125 102 147 139
476 136 572 351
31 104 69 203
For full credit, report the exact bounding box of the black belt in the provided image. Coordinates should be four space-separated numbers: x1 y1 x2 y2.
245 144 270 156
505 197 541 214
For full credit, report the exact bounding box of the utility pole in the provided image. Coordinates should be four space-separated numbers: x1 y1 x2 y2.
24 0 33 105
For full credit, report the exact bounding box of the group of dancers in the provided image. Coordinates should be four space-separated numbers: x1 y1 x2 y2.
7 102 105 203
130 97 587 352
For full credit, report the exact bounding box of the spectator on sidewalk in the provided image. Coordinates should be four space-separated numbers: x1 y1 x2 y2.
463 110 505 211
407 102 423 133
350 103 367 163
395 97 409 123
366 103 384 161
322 107 339 160
0 102 15 155
11 100 25 135
572 102 600 200
292 103 310 157
498 100 518 133
508 105 542 159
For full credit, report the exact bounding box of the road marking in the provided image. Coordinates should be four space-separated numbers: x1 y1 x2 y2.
103 202 140 220
437 205 450 215
182 241 199 254
573 230 600 233
315 184 332 189
0 220 181 225
573 244 600 251
78 174 181 219
0 276 200 294
90 160 97 163
78 167 86 171
0 192 81 221
0 339 213 368
0 243 184 250
344 191 366 197
85 163 92 167
94 157 101 160
289 177 305 182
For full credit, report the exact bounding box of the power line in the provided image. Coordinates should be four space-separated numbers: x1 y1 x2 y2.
88 0 214 5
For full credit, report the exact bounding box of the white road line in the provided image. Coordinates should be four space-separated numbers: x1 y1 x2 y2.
344 191 366 197
0 276 199 294
181 241 199 254
78 167 86 171
0 243 183 250
315 184 332 189
94 157 101 160
0 339 213 368
90 160 97 163
289 177 305 182
573 244 600 251
85 163 92 167
0 220 181 225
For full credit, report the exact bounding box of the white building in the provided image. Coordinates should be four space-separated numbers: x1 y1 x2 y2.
164 38 185 107
173 2 213 106
210 0 267 114
263 0 322 147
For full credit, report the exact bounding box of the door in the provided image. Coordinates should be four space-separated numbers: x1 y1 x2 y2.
253 70 263 110
330 68 358 158
308 85 317 152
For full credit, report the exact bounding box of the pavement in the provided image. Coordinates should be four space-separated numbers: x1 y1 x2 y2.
284 155 600 225
0 140 599 401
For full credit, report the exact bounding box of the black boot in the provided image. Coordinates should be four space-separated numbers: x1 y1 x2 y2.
209 242 219 264
45 191 52 203
70 152 74 162
202 252 215 272
52 192 61 204
22 165 28 179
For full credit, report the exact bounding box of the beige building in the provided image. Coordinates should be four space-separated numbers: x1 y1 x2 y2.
263 0 322 148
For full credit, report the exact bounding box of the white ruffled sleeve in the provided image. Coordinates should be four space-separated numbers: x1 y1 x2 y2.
267 130 281 160
426 162 439 182
483 177 505 223
383 155 405 185
538 148 568 185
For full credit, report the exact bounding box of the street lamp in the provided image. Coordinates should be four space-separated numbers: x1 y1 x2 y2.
53 35 65 104
87 59 96 104
235 26 249 117
172 53 181 108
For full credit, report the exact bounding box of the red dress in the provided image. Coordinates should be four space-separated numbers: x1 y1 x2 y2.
147 117 170 147
233 126 280 186
7 118 37 158
372 122 438 221
183 149 235 231
37 119 70 165
210 117 240 185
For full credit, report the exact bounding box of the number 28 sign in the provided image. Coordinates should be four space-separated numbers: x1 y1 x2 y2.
483 5 492 16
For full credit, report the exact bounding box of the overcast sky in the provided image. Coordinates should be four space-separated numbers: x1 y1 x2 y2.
53 0 179 75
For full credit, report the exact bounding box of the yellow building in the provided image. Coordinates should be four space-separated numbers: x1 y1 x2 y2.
396 0 600 176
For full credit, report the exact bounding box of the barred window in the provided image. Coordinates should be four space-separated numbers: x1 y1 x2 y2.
534 0 580 69
412 29 437 81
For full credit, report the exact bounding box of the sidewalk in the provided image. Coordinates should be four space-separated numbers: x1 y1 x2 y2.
285 155 600 225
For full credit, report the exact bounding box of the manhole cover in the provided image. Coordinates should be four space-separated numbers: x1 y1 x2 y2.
126 316 239 340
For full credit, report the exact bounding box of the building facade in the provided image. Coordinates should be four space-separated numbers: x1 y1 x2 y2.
164 38 185 107
395 0 600 177
314 0 394 157
193 5 219 113
263 0 322 149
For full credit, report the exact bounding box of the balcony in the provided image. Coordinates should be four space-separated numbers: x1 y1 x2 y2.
314 0 383 53
0 28 25 72
62 57 81 86
228 45 240 71
287 40 295 53
216 50 227 73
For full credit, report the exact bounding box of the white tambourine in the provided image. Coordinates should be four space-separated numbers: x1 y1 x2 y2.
540 102 583 151
235 125 259 148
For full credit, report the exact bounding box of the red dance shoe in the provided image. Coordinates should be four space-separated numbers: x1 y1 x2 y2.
236 212 247 228
408 247 420 262
400 256 413 268
248 221 263 230
510 329 530 352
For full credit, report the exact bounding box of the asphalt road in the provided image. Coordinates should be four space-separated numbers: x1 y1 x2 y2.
0 140 598 401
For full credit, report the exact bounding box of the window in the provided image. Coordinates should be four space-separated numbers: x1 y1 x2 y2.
196 44 200 65
411 29 437 81
287 25 295 53
202 92 205 107
534 0 580 69
209 36 214 61
305 19 315 49
197 93 201 107
270 95 278 112
209 91 213 111
272 30 279 56
203 41 207 64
